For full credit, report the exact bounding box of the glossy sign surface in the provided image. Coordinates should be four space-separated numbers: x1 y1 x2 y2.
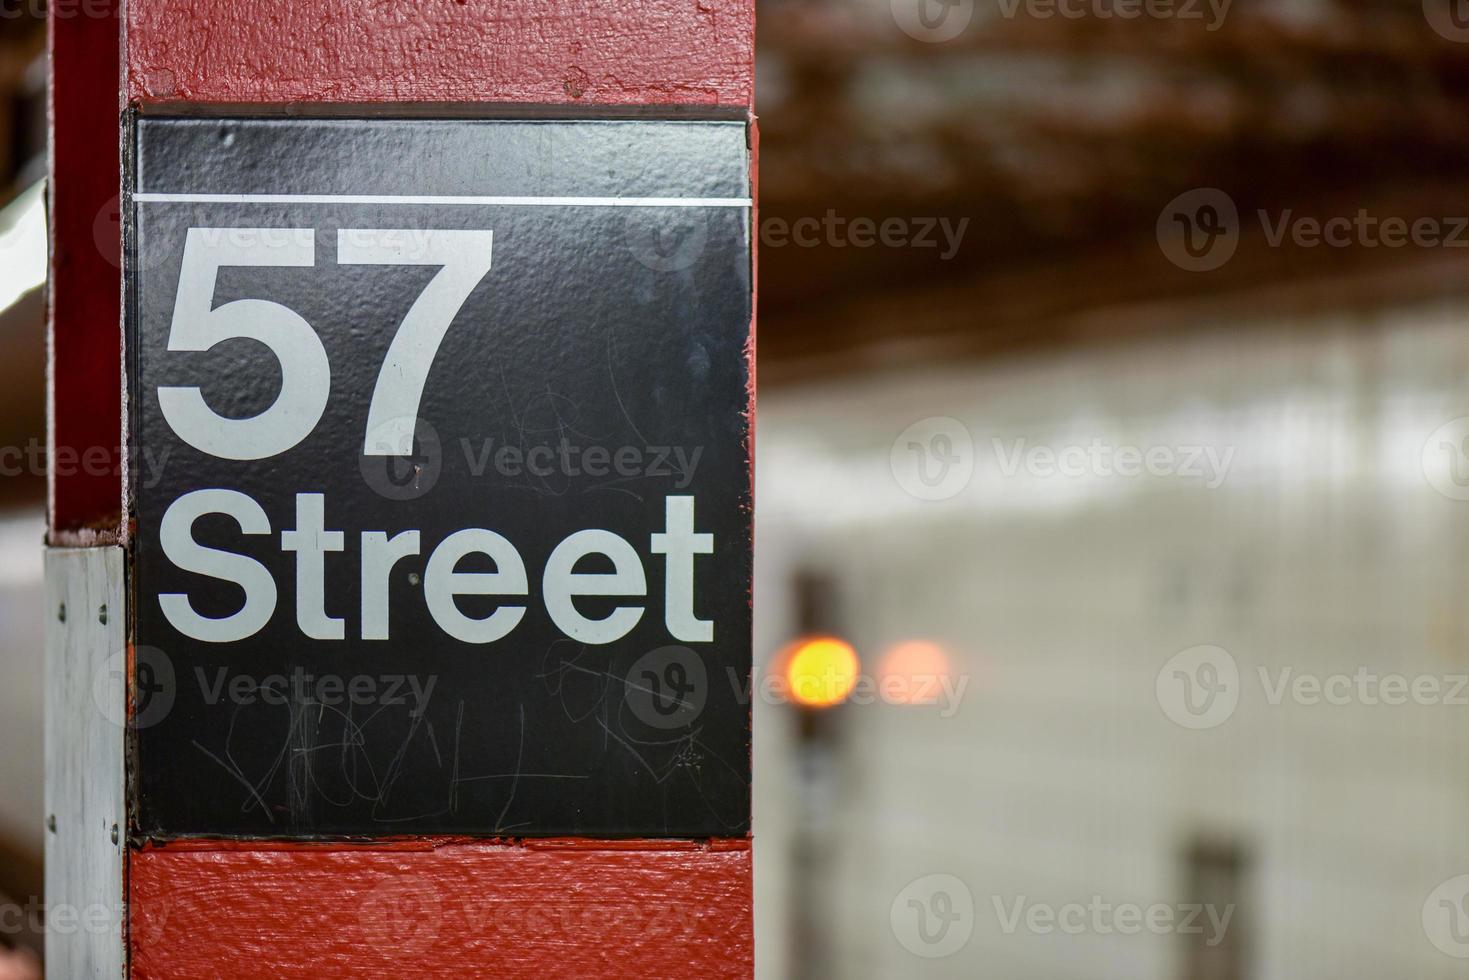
128 118 753 838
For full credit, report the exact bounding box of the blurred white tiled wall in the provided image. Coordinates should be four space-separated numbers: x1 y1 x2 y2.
754 302 1469 980
0 510 45 860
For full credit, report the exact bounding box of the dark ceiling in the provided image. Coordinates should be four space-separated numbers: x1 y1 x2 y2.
755 0 1469 379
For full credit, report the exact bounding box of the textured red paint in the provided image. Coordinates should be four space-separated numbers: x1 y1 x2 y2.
124 0 754 107
48 1 122 536
129 840 752 979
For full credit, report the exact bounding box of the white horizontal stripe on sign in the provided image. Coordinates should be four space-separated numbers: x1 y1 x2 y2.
133 193 753 207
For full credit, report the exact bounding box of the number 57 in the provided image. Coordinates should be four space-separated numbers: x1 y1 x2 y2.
156 227 494 460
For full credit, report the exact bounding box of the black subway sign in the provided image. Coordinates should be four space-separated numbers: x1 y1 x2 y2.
127 118 753 838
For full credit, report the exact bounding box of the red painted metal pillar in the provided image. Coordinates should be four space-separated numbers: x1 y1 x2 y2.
49 0 121 539
46 5 127 979
49 2 755 977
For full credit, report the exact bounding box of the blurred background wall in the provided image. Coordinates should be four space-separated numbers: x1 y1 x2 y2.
7 0 1469 976
0 6 48 971
746 1 1469 976
755 307 1469 979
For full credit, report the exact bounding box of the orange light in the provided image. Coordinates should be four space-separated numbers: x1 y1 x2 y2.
877 640 952 705
784 636 860 709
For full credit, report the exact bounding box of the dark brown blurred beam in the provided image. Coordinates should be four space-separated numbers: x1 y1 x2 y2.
0 835 43 959
755 0 1469 372
0 284 43 507
759 180 1469 383
0 15 44 202
760 1 1469 66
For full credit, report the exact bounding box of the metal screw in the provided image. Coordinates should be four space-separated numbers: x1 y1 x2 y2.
46 814 55 834
99 604 108 626
110 824 119 845
58 603 66 623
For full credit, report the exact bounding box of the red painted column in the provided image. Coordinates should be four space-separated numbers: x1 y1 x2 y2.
119 2 755 977
49 0 122 540
131 840 752 979
124 1 754 107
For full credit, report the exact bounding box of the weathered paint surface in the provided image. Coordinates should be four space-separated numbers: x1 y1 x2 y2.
125 0 754 107
49 0 123 537
129 839 752 978
44 548 127 977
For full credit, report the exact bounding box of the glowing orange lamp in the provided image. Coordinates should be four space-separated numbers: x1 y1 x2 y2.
783 636 860 710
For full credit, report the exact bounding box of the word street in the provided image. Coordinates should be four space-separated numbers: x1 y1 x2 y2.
159 491 715 645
